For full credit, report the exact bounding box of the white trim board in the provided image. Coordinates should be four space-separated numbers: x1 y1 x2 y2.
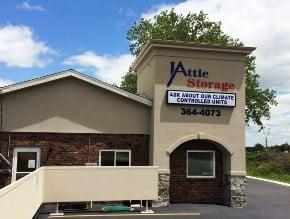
247 176 290 187
186 150 215 179
12 147 41 182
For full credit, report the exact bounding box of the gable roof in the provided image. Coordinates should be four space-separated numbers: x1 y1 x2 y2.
0 69 152 107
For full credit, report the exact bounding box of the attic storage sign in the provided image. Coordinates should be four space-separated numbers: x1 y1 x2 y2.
166 61 236 116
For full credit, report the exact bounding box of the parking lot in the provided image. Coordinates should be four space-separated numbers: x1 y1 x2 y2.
39 178 290 219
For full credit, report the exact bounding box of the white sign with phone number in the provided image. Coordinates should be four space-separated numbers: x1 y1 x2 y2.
167 90 236 107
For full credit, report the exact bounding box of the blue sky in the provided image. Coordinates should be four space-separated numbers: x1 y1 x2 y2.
0 0 181 82
0 0 290 146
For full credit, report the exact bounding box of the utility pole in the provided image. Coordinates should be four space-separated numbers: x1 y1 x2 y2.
262 128 270 148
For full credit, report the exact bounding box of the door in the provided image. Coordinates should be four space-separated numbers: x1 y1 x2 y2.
12 147 40 182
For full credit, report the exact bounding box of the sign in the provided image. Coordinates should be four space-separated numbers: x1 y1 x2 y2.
28 159 36 169
167 90 236 107
167 61 235 92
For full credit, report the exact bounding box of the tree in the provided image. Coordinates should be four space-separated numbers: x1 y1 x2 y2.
254 143 264 152
120 68 137 93
121 10 277 129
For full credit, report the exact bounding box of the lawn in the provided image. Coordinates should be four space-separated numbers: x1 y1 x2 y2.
246 150 290 184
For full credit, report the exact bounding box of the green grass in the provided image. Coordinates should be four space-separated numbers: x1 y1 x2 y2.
246 150 290 184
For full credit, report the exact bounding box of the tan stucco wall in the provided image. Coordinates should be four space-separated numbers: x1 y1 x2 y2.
43 166 158 202
134 41 254 175
0 170 43 219
137 56 156 164
137 57 155 100
2 77 150 134
0 166 158 219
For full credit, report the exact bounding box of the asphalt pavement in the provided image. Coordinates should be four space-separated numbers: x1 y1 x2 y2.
39 178 290 219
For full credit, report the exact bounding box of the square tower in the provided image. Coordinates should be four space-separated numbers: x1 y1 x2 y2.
133 40 255 207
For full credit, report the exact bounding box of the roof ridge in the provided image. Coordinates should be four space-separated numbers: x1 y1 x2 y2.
0 69 75 89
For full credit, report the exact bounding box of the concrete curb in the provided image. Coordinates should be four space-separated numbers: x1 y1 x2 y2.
247 176 290 187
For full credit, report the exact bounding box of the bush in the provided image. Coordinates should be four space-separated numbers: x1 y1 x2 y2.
246 149 290 183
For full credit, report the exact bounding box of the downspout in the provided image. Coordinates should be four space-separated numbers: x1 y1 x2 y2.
0 89 11 167
87 136 91 163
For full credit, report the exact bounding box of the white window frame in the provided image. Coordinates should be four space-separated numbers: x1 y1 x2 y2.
186 150 215 179
99 149 131 166
12 147 41 182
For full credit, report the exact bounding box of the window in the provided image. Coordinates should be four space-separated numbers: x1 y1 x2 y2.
99 150 131 166
12 147 41 182
187 150 215 178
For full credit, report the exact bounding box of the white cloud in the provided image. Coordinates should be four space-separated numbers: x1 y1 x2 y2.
142 0 290 92
141 0 290 145
246 93 290 146
0 25 55 68
63 51 134 85
141 3 176 20
0 78 13 87
17 1 46 12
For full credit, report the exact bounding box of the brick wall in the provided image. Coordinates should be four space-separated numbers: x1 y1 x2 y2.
169 140 224 204
0 132 149 188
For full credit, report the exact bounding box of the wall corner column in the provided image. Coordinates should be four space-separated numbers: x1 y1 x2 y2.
224 174 247 208
153 170 170 207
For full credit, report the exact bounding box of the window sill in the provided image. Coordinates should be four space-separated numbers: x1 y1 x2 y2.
186 176 216 179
